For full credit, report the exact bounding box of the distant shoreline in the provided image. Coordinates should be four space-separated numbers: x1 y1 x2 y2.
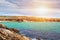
0 21 59 22
0 16 60 22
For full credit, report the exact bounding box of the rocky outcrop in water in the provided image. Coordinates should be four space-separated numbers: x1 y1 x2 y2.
0 24 31 40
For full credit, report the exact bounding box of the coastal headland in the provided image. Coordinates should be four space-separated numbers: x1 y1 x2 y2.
0 16 60 22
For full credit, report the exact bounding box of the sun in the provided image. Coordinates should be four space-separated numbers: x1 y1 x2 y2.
34 6 49 15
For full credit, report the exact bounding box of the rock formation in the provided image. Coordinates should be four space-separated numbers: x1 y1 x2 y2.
0 24 31 40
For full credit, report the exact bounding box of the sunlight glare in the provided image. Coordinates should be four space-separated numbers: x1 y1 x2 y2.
34 6 49 15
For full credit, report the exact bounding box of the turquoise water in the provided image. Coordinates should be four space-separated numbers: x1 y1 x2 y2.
0 22 60 40
0 22 60 33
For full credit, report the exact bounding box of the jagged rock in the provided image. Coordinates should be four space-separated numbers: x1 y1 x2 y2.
8 28 20 33
0 24 19 33
0 24 7 28
0 24 31 40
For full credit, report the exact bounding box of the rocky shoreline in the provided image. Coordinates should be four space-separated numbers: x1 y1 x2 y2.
0 24 32 40
0 24 42 40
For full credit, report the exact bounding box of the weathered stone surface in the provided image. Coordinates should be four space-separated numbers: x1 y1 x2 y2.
0 24 7 28
0 24 31 40
8 28 20 33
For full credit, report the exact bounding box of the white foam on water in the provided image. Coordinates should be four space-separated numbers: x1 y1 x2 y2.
32 38 37 40
32 38 43 40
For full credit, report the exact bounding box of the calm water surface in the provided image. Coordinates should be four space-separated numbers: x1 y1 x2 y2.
0 22 60 40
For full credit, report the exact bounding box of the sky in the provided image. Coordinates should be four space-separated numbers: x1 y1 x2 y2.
0 0 60 18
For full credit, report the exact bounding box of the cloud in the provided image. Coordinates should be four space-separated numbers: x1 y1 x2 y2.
0 0 18 8
6 0 33 8
0 0 60 18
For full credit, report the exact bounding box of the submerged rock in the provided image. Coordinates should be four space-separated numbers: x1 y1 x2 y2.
0 24 31 40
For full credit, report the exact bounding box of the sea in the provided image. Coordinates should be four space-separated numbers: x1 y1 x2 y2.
0 22 60 40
